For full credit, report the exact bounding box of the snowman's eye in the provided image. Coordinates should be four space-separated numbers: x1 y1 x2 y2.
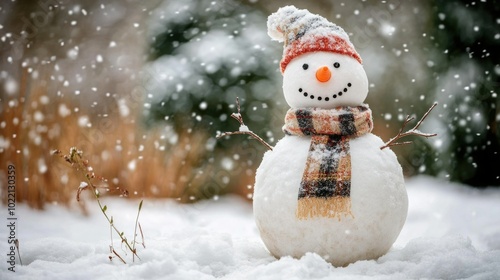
302 64 309 70
333 62 340 68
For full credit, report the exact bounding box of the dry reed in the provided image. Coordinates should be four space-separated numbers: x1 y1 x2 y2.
1 67 250 211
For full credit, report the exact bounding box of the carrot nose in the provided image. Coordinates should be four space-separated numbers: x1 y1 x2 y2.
315 66 331 83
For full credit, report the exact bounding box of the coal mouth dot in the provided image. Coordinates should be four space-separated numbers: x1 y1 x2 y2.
298 82 352 102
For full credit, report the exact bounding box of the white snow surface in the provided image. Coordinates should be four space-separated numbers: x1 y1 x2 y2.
1 176 500 280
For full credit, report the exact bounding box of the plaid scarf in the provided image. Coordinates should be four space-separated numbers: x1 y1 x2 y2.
283 105 373 220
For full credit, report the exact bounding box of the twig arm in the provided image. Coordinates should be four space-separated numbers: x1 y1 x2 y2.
217 130 274 151
216 97 273 151
380 102 438 150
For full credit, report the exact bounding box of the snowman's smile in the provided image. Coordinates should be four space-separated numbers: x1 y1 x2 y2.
298 82 352 102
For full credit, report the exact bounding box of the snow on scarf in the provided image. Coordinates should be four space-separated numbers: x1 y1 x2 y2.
283 105 373 220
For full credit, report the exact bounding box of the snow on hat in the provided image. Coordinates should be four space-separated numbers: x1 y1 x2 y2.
267 5 362 73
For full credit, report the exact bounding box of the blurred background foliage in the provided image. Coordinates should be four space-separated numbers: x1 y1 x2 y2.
0 0 498 210
429 0 500 186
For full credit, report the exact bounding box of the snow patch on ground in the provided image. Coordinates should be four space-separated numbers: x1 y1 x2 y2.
1 176 499 279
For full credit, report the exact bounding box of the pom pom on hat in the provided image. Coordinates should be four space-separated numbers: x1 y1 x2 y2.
267 5 362 73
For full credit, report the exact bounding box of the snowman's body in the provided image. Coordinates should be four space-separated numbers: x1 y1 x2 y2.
253 8 409 265
254 133 407 266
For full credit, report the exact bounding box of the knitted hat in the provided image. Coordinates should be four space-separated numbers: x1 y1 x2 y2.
267 5 362 73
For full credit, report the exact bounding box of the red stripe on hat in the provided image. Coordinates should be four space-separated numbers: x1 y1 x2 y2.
280 36 362 73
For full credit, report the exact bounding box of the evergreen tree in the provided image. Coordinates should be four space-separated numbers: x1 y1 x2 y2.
431 0 500 186
145 0 281 198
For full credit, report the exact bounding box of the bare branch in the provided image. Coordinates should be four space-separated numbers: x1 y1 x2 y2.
230 97 245 126
380 102 438 150
217 97 273 151
217 130 274 151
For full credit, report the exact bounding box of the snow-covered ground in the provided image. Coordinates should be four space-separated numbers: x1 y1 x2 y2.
1 176 500 280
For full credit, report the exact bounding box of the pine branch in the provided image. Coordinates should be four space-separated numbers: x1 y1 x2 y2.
380 102 438 150
216 97 273 151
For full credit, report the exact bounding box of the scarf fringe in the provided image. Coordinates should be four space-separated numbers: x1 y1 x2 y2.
296 197 353 220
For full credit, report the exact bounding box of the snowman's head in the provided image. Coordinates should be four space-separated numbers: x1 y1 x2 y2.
283 51 368 109
268 5 368 109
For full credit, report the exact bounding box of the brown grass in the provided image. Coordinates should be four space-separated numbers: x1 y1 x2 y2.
0 67 243 211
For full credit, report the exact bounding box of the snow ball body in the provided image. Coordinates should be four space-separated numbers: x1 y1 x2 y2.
254 134 407 266
253 51 408 266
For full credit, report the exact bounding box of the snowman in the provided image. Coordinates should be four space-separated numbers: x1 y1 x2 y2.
252 6 408 266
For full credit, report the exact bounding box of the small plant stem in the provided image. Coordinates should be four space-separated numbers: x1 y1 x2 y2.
78 167 139 261
132 200 143 262
138 223 145 249
112 249 127 264
14 239 22 266
52 148 143 263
